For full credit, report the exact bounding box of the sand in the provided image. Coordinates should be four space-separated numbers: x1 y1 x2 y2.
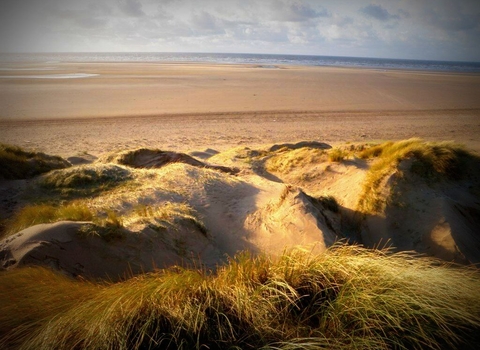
0 62 479 157
1 62 480 279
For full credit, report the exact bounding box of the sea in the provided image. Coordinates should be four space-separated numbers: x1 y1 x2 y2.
1 52 480 73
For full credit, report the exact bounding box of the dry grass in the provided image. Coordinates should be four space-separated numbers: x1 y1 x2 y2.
266 148 325 173
129 202 207 235
1 244 479 349
3 203 94 237
40 164 132 196
0 143 70 180
328 148 347 163
357 139 478 214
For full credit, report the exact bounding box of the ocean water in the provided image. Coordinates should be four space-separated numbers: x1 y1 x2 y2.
1 52 480 73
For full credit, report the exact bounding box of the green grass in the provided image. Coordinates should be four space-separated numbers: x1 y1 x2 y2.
357 139 478 214
0 143 70 180
1 245 479 349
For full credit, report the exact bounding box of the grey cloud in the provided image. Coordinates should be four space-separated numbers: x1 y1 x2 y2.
425 11 479 32
191 11 225 35
86 2 114 17
272 1 330 22
360 4 399 21
74 16 108 29
334 16 354 27
1 0 480 61
398 9 410 19
118 0 145 17
233 25 289 43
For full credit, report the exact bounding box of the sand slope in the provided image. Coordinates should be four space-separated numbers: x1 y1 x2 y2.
1 141 479 280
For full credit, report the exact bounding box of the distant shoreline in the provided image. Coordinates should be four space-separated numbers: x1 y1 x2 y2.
1 52 480 73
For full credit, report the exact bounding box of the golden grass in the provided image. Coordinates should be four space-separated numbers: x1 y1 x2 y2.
266 148 325 173
40 164 132 194
3 203 94 237
1 245 479 349
357 139 477 214
0 143 70 180
328 148 347 163
128 202 207 235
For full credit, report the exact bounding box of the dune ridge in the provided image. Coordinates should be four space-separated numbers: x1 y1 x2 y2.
1 139 479 279
1 140 480 349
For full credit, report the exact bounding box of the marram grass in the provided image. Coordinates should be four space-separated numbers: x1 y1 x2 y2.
357 139 477 214
3 203 94 238
1 245 479 349
0 143 70 180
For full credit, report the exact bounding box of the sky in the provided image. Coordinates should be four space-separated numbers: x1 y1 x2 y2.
1 0 480 61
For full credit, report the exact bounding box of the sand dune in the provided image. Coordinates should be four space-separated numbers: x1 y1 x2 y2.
1 140 479 280
1 62 480 279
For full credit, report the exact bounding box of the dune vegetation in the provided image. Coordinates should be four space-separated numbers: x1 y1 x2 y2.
4 203 94 237
1 245 480 349
356 139 478 214
1 140 480 349
0 143 70 180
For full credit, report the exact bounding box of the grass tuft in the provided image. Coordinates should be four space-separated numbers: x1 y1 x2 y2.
266 148 325 173
0 143 70 180
1 245 479 349
131 202 207 236
357 139 478 213
3 203 94 237
328 148 347 163
40 164 132 197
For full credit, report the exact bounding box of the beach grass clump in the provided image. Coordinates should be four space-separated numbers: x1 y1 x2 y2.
77 221 126 243
0 143 70 180
357 139 478 213
40 164 132 196
0 267 102 349
131 202 207 235
1 244 479 349
265 148 325 173
4 203 94 237
328 148 347 163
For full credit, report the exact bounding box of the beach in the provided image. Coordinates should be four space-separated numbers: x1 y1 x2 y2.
1 62 480 157
2 61 480 349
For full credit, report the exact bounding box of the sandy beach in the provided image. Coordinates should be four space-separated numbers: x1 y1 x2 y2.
1 62 479 157
2 62 480 349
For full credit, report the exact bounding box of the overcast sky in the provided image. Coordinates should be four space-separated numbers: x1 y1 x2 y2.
1 0 479 61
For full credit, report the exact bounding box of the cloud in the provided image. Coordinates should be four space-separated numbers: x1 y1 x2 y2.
118 0 145 17
333 16 354 27
271 0 330 22
424 9 480 32
1 0 479 61
360 4 399 21
191 11 225 35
